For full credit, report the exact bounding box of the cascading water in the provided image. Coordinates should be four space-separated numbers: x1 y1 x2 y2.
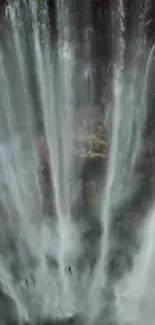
88 0 155 324
0 0 84 323
0 0 155 325
31 1 78 314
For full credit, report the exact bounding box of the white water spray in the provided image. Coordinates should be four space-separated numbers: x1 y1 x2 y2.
0 1 155 325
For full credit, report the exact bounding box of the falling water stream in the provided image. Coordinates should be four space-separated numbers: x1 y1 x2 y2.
0 0 155 325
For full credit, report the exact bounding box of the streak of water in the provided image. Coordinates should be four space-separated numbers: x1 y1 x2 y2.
0 0 82 322
87 1 126 320
113 40 155 325
87 0 154 323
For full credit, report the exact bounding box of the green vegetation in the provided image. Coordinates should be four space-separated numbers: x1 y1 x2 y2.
35 0 45 5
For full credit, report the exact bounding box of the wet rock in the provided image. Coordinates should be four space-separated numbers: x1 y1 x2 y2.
7 315 79 325
0 289 19 325
43 316 77 325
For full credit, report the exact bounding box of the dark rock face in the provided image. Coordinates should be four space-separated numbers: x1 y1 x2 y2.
7 315 78 325
42 315 78 325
